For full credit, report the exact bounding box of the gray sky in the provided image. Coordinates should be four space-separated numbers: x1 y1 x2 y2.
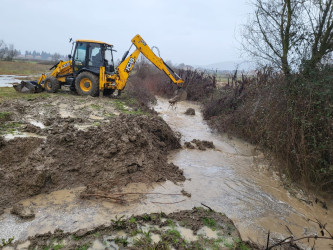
0 0 251 66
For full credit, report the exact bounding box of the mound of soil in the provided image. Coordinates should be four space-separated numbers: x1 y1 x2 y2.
0 115 184 211
184 139 215 150
184 108 195 115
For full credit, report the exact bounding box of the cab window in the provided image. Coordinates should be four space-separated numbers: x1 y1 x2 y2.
88 44 103 67
74 43 86 64
104 47 114 72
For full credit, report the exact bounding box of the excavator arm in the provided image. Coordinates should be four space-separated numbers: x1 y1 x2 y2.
114 34 184 90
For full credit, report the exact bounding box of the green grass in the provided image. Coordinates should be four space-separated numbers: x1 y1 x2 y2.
111 215 126 230
90 104 101 110
114 237 128 247
129 217 136 223
75 244 90 250
92 121 101 126
133 230 152 248
72 235 80 241
0 111 11 121
0 60 50 75
112 99 145 115
130 229 143 237
0 122 22 135
167 219 175 227
0 87 52 102
1 237 14 247
202 217 217 231
43 240 64 250
166 229 181 243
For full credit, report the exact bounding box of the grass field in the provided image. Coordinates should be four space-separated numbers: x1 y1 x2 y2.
0 87 53 102
0 60 51 75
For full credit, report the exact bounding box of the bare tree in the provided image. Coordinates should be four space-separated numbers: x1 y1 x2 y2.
242 0 304 75
0 40 6 60
6 44 18 61
51 53 61 62
302 0 333 71
242 0 333 75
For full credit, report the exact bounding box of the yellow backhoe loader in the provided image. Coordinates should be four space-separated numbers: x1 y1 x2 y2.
14 34 184 97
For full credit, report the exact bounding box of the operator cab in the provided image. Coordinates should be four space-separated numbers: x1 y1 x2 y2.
72 40 115 75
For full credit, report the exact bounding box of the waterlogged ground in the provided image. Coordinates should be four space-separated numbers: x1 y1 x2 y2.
5 208 252 249
0 89 332 249
0 75 25 87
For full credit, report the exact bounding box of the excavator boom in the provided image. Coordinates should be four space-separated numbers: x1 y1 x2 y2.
114 35 184 90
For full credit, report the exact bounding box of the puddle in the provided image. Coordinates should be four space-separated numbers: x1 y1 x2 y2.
3 131 46 140
28 119 45 129
0 75 24 87
0 97 332 249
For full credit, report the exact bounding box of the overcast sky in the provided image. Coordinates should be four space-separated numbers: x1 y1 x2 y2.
0 0 252 66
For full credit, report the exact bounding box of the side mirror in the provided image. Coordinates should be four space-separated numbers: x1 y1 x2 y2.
68 54 72 59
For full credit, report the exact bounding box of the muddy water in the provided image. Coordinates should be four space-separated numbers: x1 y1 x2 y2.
0 97 332 249
154 98 333 248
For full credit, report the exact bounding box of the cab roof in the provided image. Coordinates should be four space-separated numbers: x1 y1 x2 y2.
76 39 113 46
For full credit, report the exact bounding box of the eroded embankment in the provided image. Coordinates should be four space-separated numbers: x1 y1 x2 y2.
0 114 184 213
7 208 255 250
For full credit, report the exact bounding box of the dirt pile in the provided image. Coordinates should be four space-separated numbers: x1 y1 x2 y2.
0 115 184 211
184 108 195 115
10 203 35 219
184 139 215 150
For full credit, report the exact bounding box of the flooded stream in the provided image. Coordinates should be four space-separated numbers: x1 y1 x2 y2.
0 97 332 249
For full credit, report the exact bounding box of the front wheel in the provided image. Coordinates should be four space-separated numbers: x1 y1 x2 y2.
44 76 60 93
75 72 99 97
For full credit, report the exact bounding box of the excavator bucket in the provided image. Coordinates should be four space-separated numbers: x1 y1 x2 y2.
169 88 187 106
13 80 43 94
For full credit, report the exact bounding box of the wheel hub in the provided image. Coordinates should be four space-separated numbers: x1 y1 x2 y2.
84 81 91 88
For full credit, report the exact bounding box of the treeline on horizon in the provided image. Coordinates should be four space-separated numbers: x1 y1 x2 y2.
0 39 65 61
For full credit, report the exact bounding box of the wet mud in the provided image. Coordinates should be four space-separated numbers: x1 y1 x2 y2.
7 208 255 250
0 113 184 212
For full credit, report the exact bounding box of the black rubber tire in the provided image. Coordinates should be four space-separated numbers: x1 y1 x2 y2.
44 76 60 93
75 72 99 97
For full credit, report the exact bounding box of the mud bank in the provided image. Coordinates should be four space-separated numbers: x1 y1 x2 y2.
0 112 184 212
4 208 255 250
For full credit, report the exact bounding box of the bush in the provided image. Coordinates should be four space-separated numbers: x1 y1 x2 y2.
203 67 333 192
126 75 157 107
131 67 217 102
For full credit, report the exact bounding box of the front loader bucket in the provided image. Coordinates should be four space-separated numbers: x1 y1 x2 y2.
13 80 43 94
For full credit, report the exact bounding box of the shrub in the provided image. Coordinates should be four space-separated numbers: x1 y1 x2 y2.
203 67 333 192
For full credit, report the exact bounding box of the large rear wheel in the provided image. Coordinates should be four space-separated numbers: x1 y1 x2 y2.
44 76 60 93
75 72 99 97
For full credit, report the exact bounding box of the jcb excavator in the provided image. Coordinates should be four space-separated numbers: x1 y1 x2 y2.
14 34 184 97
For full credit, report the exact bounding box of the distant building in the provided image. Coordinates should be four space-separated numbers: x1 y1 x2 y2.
15 54 25 59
